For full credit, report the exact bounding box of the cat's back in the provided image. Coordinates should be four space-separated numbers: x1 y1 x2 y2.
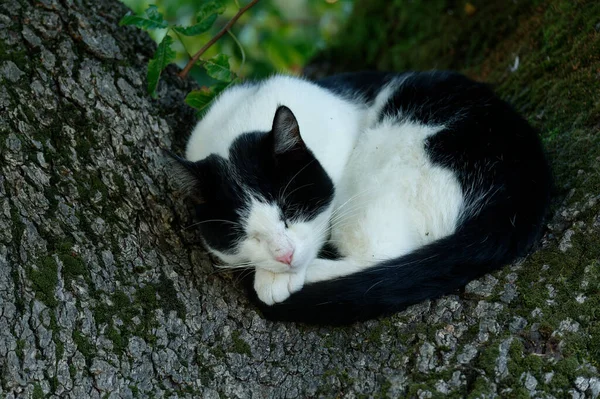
185 75 363 163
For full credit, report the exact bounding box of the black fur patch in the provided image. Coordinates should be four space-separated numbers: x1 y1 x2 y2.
180 128 334 254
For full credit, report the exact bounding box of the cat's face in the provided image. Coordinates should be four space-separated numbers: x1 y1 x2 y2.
171 106 334 273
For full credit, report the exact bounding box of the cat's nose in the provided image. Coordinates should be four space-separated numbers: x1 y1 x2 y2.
275 251 294 265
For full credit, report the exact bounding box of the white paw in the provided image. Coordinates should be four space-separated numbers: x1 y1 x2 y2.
254 268 305 305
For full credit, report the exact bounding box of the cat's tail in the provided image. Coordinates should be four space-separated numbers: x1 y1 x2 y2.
246 200 549 325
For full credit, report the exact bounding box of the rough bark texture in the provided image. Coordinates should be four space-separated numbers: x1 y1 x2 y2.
1 0 599 398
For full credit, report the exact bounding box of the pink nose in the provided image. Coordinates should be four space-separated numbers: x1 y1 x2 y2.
276 251 294 265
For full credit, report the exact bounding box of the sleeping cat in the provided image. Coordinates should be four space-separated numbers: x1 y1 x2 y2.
168 71 551 325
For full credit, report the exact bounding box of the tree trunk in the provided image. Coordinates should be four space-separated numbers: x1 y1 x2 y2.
1 0 599 398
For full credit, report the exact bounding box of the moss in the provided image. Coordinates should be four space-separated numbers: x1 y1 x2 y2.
316 368 357 397
43 185 60 217
69 364 77 379
11 266 25 315
0 44 28 70
9 205 25 246
113 174 127 196
230 331 251 356
475 342 500 377
32 383 45 399
155 272 186 320
107 326 127 355
88 174 109 201
15 339 25 362
55 339 65 361
321 0 534 73
48 375 59 394
129 385 139 397
466 376 495 399
365 323 385 345
28 256 59 309
210 345 226 359
60 253 88 284
72 330 96 366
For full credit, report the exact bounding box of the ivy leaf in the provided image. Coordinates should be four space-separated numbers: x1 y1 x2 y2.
173 13 218 36
204 54 234 82
147 35 176 98
119 5 168 30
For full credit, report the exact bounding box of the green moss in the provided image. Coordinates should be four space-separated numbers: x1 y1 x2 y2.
89 174 109 201
466 376 495 398
210 345 226 359
95 279 185 352
475 342 500 376
60 253 88 284
107 326 127 355
113 174 127 196
11 267 25 315
16 339 25 361
316 368 358 397
32 383 44 399
49 375 59 394
10 205 25 245
230 331 251 356
55 339 65 360
322 0 533 73
0 44 28 70
72 330 96 365
28 256 59 309
155 272 186 320
69 364 77 379
365 323 385 345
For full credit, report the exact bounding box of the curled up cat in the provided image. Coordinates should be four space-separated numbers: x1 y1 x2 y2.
168 71 551 325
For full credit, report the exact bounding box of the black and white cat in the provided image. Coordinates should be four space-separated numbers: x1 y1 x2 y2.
169 71 551 325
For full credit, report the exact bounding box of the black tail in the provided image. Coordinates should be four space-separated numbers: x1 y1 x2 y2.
244 71 553 325
246 169 551 325
246 220 537 325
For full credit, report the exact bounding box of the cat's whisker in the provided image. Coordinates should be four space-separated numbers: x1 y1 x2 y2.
183 219 241 231
281 183 314 204
279 159 316 202
314 205 364 235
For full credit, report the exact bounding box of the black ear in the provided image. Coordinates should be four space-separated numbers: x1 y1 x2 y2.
271 105 305 155
162 148 204 202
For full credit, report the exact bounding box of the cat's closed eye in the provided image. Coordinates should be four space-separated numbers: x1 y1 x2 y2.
250 233 262 244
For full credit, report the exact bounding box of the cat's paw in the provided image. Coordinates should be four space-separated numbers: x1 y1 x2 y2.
254 268 305 305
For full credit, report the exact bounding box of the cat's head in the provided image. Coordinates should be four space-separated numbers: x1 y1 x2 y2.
169 105 334 273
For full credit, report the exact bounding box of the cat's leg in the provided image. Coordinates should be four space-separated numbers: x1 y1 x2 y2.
254 267 306 305
305 258 368 283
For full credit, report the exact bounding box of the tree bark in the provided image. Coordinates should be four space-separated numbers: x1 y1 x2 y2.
1 0 599 398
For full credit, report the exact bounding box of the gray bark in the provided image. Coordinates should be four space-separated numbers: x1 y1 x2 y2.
1 0 599 398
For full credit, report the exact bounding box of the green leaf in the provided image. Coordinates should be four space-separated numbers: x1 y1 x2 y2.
197 0 226 20
119 5 168 30
147 35 176 98
173 13 218 36
204 54 234 82
185 88 216 112
185 80 235 115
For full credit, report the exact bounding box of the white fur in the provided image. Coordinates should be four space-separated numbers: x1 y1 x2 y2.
186 75 366 184
187 75 464 305
305 118 463 283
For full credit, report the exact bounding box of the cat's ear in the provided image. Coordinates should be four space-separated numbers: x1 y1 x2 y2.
162 149 204 203
271 105 305 155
